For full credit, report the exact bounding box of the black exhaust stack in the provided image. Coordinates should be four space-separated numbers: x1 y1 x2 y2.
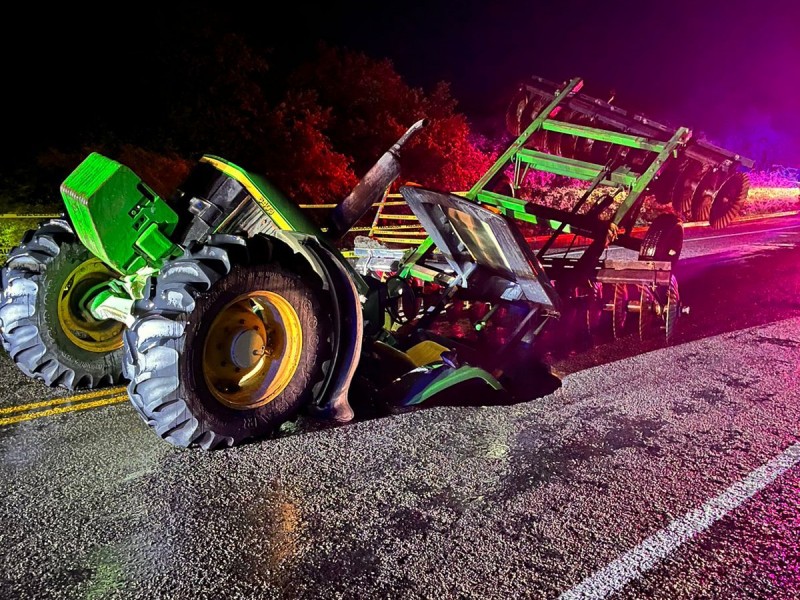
327 119 427 240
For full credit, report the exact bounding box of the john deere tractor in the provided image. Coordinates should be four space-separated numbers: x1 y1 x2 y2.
0 119 535 449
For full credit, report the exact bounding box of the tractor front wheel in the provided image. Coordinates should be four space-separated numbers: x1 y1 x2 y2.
0 219 125 389
123 237 331 449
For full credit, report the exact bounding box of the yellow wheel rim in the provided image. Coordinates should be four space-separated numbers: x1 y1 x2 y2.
57 258 125 353
203 291 303 410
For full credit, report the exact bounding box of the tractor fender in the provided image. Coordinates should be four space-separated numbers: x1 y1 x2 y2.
266 232 362 423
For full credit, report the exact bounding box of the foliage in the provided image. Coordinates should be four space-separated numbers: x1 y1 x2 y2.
748 168 800 188
114 146 193 199
0 219 45 253
158 31 272 164
284 45 493 197
2 34 496 251
288 45 418 173
257 90 358 205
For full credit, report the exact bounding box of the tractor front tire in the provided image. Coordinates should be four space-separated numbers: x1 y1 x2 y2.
123 238 331 449
0 219 125 389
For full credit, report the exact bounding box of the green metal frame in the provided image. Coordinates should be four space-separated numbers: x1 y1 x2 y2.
399 76 692 279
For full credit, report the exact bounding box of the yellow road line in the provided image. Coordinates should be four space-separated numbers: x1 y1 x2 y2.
0 386 127 415
0 395 128 426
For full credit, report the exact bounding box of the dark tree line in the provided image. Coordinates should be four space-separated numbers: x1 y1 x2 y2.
5 17 494 210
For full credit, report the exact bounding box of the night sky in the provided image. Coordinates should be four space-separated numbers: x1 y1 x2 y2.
6 0 799 166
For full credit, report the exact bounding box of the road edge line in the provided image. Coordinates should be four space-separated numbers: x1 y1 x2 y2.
558 442 800 599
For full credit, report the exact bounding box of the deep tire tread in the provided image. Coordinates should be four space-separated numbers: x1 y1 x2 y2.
0 220 124 390
123 237 331 449
638 214 683 263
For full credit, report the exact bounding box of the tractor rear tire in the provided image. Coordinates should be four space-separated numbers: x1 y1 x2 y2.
123 237 331 449
0 219 125 389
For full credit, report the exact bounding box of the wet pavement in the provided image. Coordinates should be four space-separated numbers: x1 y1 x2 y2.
2 214 800 599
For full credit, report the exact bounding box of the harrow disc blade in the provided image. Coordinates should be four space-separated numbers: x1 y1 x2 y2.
506 88 550 153
664 276 680 340
590 139 615 167
578 134 605 162
584 282 608 345
612 283 630 340
505 88 529 137
638 285 660 341
671 160 704 214
505 89 547 137
559 114 597 162
545 128 563 157
528 130 549 151
709 172 750 229
690 169 725 222
650 160 683 205
555 110 583 159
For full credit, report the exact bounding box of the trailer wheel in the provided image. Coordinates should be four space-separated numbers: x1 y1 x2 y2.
124 238 331 449
639 214 683 263
0 220 125 389
585 283 609 344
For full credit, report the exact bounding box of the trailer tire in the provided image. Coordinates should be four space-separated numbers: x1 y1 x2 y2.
0 220 125 389
639 214 683 263
123 237 331 449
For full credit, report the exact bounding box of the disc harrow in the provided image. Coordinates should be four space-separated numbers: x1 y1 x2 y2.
505 76 754 229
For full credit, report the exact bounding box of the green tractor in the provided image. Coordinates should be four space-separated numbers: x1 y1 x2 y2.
0 119 540 449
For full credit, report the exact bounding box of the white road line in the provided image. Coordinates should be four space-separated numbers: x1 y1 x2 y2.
558 442 800 599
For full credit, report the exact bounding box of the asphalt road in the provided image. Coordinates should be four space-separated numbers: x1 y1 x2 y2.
2 215 800 599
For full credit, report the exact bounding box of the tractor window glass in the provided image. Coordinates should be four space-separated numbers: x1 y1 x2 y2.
443 207 513 278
